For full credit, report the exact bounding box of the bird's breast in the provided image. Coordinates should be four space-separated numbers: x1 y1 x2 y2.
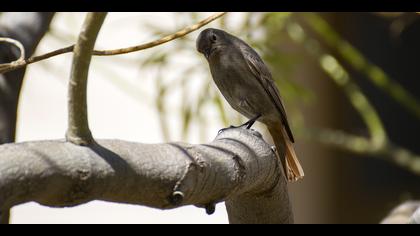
209 52 280 124
209 55 262 119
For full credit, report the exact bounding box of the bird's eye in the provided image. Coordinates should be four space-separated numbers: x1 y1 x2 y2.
211 34 217 42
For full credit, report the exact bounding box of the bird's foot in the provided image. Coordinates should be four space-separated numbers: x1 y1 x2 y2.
241 114 262 129
218 125 237 134
218 114 262 134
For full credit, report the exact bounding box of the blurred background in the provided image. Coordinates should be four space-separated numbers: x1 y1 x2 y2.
1 12 420 223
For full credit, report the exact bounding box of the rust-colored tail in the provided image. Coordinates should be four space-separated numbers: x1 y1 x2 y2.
268 125 304 182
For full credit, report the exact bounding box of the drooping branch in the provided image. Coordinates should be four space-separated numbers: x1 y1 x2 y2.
91 12 226 56
0 127 292 224
285 13 420 175
284 18 420 175
300 13 420 119
285 19 387 148
66 12 107 145
0 12 226 74
305 128 420 175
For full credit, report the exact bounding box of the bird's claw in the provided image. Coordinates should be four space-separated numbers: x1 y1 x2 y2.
218 125 236 134
218 114 262 134
242 114 262 130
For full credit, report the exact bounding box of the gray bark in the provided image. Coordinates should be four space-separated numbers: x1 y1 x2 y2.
66 12 106 145
0 127 292 224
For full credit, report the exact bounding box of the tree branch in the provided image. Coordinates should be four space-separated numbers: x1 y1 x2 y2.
0 12 226 74
0 127 292 224
0 37 25 71
66 12 107 145
305 128 420 175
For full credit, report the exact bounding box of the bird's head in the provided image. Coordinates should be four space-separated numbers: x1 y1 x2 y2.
196 28 230 60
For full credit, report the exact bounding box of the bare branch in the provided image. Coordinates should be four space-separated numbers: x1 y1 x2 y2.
66 12 107 145
0 127 292 224
306 128 420 175
93 12 226 56
0 12 227 74
0 37 25 70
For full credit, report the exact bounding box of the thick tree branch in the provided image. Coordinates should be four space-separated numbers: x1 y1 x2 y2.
0 12 226 74
0 127 292 224
66 12 107 145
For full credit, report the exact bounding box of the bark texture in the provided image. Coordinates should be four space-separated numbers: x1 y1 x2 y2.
0 127 292 223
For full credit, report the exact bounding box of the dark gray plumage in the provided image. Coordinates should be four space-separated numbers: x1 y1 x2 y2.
196 28 304 182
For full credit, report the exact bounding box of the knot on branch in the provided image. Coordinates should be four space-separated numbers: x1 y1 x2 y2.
232 154 246 186
168 191 184 206
205 202 216 215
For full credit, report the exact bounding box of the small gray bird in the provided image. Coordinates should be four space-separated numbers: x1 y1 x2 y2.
196 28 304 182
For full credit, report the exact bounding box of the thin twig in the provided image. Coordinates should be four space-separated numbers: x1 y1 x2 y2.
0 37 25 71
0 12 227 74
93 12 226 55
306 128 420 175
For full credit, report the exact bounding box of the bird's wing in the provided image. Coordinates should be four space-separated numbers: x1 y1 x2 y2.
241 46 295 143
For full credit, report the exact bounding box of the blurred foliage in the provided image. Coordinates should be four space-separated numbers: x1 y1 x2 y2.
298 13 420 119
138 12 315 144
134 12 420 175
41 12 420 175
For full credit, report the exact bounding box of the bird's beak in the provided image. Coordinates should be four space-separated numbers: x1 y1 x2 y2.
203 47 211 59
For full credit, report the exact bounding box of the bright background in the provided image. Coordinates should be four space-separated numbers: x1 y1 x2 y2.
12 12 236 224
6 12 420 224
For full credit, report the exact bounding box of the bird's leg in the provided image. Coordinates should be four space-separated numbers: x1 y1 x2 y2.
241 114 262 129
218 114 261 134
218 125 237 134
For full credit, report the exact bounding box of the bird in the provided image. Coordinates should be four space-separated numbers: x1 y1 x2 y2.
196 28 304 182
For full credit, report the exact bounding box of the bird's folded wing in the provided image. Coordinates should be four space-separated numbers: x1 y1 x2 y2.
241 47 295 143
